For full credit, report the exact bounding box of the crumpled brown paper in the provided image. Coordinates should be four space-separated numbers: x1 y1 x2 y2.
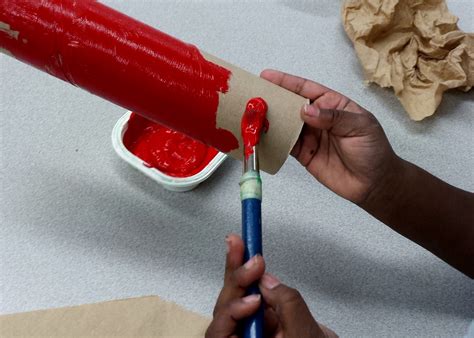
0 296 211 337
342 0 473 120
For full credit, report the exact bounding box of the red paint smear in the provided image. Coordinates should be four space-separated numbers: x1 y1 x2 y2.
241 97 269 159
0 0 239 153
124 113 218 178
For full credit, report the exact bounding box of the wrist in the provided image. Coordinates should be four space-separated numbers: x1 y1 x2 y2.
360 155 412 218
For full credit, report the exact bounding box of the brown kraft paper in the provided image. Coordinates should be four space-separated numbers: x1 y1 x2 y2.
342 0 473 121
0 296 211 337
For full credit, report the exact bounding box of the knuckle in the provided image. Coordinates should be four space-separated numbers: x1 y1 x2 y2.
212 300 225 317
212 304 222 317
295 78 308 95
363 112 383 134
231 263 256 288
215 301 234 319
282 287 303 305
326 91 340 102
204 326 214 338
212 292 235 317
275 287 310 319
364 111 379 125
327 109 341 125
205 319 222 338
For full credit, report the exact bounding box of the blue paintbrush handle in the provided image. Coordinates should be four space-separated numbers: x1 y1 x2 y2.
240 171 263 338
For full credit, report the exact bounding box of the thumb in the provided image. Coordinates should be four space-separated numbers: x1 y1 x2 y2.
301 103 378 137
259 274 326 337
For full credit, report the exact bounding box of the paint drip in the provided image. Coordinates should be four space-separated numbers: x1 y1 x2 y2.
241 97 269 159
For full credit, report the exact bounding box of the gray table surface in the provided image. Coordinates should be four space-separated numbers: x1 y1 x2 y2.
1 1 473 337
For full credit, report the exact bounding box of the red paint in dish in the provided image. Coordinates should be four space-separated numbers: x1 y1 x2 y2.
241 98 269 159
0 0 239 153
124 113 218 178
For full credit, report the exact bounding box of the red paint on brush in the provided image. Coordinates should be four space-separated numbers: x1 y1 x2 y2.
241 97 269 159
124 113 218 178
0 0 238 153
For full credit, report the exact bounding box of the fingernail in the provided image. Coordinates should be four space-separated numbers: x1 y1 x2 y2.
303 103 319 117
243 255 260 270
225 236 231 253
242 294 261 303
260 273 281 290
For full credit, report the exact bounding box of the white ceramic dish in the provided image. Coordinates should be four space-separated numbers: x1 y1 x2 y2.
112 111 227 192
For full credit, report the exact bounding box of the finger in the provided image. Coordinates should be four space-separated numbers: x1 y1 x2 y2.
224 234 244 281
213 234 245 316
260 69 334 100
215 254 265 315
259 274 311 324
261 68 366 119
206 295 261 338
290 137 301 158
319 323 339 338
314 89 366 114
259 274 324 336
231 254 265 288
301 103 377 138
263 307 279 337
292 117 321 166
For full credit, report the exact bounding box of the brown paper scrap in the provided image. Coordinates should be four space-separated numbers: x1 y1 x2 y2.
0 296 211 337
342 0 473 120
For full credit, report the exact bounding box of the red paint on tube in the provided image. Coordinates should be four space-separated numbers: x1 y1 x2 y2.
124 113 218 178
0 0 238 152
241 97 269 159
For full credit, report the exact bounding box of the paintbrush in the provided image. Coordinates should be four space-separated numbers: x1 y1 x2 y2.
240 97 269 338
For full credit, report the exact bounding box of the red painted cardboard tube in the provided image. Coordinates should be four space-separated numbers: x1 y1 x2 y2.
0 0 239 152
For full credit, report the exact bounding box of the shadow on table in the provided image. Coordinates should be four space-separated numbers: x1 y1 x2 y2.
107 154 240 221
264 216 473 318
366 84 472 128
26 159 473 321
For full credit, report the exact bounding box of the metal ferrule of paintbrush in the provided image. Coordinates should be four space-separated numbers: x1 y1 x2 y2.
244 145 259 173
241 145 262 201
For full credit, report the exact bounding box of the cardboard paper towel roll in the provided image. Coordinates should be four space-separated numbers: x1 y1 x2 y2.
206 53 307 174
0 0 306 174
